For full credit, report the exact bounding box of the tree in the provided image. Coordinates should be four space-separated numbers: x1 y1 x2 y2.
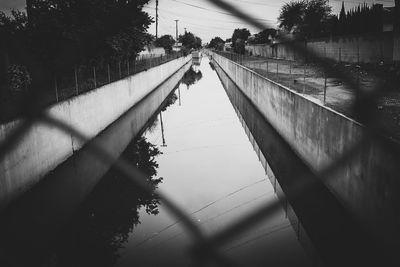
181 67 203 88
302 0 332 38
178 31 202 49
1 0 154 91
278 0 332 38
155 34 175 53
278 0 307 34
52 136 163 267
0 10 29 86
208 36 225 50
247 28 277 45
231 28 251 54
332 2 386 36
28 0 153 65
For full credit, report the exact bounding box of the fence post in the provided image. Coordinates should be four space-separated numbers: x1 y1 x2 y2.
324 71 327 104
74 65 79 95
266 60 269 74
357 65 360 96
118 61 121 79
134 59 136 74
54 76 59 102
107 64 111 83
303 63 306 93
127 60 130 76
93 66 97 88
276 61 279 81
289 62 292 88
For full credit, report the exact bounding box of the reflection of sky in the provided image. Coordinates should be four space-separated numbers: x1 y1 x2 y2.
115 57 311 266
0 0 394 42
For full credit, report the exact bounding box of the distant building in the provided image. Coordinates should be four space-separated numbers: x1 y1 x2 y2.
223 42 232 52
172 42 183 52
138 44 166 59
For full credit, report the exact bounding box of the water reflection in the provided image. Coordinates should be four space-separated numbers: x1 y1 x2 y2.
115 57 311 267
181 66 203 89
50 136 163 266
162 90 179 111
47 83 187 266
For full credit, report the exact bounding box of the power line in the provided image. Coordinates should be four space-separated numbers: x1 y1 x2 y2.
229 0 280 7
170 0 276 23
145 5 272 25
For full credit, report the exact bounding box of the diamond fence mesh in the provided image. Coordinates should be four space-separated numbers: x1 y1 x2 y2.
0 0 399 266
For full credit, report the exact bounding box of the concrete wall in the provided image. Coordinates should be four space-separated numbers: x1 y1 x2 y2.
0 55 192 209
1 62 192 248
138 46 166 59
212 52 400 245
245 44 274 58
246 32 399 63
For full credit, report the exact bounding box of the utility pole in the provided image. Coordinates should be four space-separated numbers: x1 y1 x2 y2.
156 0 159 40
175 20 179 42
160 112 167 147
26 0 33 30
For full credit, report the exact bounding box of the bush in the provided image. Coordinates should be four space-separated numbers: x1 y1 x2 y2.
7 65 31 93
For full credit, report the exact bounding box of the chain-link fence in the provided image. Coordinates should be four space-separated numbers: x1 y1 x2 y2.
0 52 184 123
0 0 399 266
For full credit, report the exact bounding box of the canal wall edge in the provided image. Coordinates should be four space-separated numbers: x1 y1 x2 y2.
0 55 192 209
211 51 400 244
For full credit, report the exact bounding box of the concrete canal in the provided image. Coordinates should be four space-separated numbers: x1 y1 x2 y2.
0 55 395 267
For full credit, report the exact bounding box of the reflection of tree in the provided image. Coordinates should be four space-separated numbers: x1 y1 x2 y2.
209 61 216 71
181 67 203 88
161 91 178 111
146 115 159 134
51 137 163 266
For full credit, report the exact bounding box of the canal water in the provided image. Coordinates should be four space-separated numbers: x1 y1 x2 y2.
0 57 313 266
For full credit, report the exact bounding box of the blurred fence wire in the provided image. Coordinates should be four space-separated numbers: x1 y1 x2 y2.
0 0 399 266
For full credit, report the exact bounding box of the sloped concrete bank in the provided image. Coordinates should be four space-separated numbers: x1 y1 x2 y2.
0 55 192 209
211 52 400 249
0 61 192 251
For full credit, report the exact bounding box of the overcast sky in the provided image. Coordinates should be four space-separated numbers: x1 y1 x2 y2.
0 0 395 43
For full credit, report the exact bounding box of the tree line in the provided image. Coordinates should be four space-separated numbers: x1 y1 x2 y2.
0 0 202 97
0 0 154 93
207 0 399 54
